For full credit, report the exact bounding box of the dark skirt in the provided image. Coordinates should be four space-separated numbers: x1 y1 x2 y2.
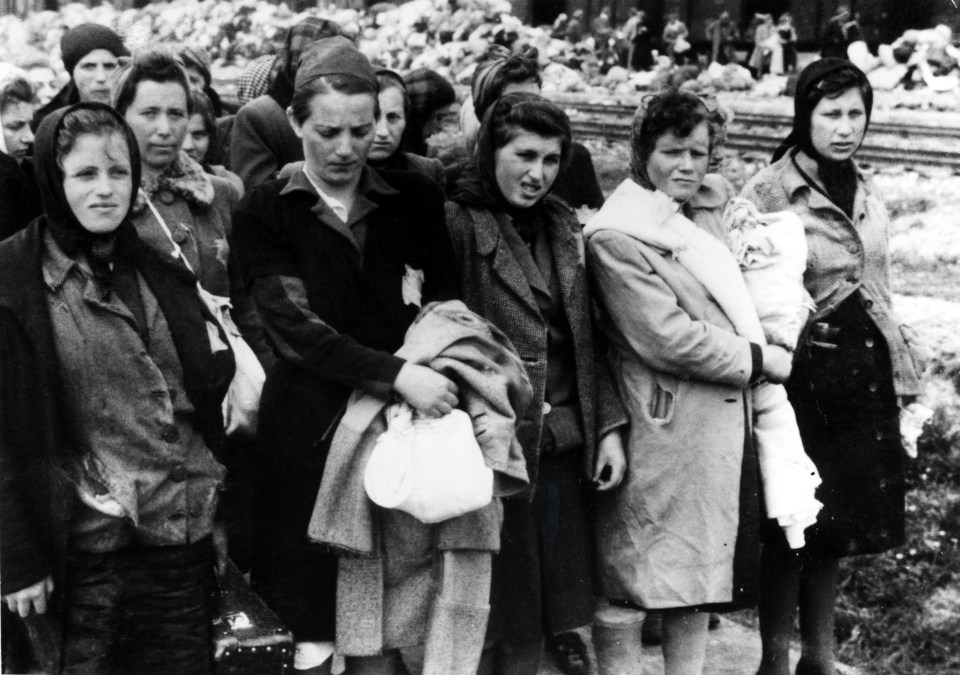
783 293 905 557
487 453 595 641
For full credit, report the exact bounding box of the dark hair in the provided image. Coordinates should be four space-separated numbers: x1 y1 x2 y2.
800 68 871 127
288 74 379 125
487 94 571 164
189 88 217 137
376 70 409 118
54 105 131 172
0 77 35 111
112 47 192 117
630 89 714 179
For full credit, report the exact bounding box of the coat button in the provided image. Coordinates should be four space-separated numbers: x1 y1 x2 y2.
189 506 202 518
171 464 188 482
864 299 874 309
847 244 859 254
542 402 552 415
846 275 859 284
157 189 176 205
865 338 875 348
868 382 878 393
162 425 180 443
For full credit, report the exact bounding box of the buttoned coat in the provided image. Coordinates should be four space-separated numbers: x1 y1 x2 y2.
444 195 626 489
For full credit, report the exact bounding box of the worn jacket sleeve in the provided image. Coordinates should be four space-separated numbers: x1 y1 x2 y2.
0 314 53 595
588 230 755 387
233 191 405 393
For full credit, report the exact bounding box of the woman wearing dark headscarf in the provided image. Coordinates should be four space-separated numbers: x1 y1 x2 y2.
465 46 605 213
230 18 343 190
32 23 129 131
446 92 627 674
741 59 920 675
179 45 225 117
367 69 445 189
0 102 234 674
0 64 41 241
401 68 458 157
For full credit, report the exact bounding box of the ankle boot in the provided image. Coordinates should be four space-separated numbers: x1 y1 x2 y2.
593 620 643 675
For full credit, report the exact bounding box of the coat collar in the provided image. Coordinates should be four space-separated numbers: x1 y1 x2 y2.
780 148 870 224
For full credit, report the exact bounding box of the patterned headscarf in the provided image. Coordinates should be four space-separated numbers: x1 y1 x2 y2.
267 18 345 109
402 68 455 155
237 54 278 106
470 45 540 121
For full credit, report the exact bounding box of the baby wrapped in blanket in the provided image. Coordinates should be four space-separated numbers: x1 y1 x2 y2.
586 181 821 548
723 197 821 548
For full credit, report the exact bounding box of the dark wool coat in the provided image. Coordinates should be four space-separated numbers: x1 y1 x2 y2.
0 153 42 241
0 222 234 669
229 95 303 191
445 195 625 488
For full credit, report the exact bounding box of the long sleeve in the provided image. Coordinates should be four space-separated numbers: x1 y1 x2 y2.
588 230 755 387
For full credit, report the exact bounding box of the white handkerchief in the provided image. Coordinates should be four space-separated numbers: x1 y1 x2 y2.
402 264 425 308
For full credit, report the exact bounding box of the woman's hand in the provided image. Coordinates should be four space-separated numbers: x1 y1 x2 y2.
394 363 459 418
761 344 793 383
593 430 627 491
3 576 54 618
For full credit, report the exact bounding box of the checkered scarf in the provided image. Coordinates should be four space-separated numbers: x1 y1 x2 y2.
237 54 278 106
267 17 345 108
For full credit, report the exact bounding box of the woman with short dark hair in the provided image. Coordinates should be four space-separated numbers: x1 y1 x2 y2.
0 64 41 240
112 47 240 299
232 36 460 675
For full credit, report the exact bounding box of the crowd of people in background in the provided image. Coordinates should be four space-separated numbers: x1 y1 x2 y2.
0 8 922 675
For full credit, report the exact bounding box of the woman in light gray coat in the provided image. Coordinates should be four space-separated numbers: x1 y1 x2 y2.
584 90 792 675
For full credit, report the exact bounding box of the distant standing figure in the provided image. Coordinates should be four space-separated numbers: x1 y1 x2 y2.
628 10 654 71
706 11 739 65
662 12 691 64
778 14 799 74
822 4 852 59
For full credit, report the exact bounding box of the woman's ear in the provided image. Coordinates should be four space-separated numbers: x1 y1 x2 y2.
286 107 303 139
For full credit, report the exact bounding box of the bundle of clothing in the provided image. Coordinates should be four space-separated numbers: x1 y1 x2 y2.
586 181 822 548
308 300 532 661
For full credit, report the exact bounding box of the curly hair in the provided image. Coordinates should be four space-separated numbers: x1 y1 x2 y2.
629 89 714 187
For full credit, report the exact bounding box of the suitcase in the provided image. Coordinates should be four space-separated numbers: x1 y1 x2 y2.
212 560 294 674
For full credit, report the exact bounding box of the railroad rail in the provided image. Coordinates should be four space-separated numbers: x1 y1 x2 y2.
548 93 960 169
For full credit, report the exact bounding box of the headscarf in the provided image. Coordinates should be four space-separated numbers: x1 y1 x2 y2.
236 54 277 106
267 18 345 109
452 93 571 239
33 102 141 294
179 45 222 116
470 45 540 122
402 68 455 155
294 36 377 92
772 58 873 217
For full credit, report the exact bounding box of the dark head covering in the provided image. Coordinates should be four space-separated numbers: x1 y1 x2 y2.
402 68 456 155
452 92 571 234
34 102 141 291
773 58 872 217
294 36 377 92
470 45 541 122
60 23 129 77
267 17 345 109
179 45 223 117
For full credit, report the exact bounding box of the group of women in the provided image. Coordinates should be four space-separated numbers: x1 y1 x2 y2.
0 16 918 675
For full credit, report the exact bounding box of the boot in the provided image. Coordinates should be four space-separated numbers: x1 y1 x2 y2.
593 620 643 675
421 599 489 675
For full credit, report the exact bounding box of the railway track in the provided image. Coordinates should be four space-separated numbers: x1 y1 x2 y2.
548 94 960 169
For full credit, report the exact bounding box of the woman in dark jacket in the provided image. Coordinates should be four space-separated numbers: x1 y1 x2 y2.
0 65 41 240
0 102 234 674
741 59 921 675
231 37 459 675
445 93 627 674
31 23 129 130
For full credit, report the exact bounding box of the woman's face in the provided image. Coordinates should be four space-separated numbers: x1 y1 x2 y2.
2 100 35 160
73 49 120 104
123 80 189 174
181 113 211 164
288 89 376 191
368 86 405 162
61 131 133 234
809 88 867 162
645 121 710 202
494 128 563 209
